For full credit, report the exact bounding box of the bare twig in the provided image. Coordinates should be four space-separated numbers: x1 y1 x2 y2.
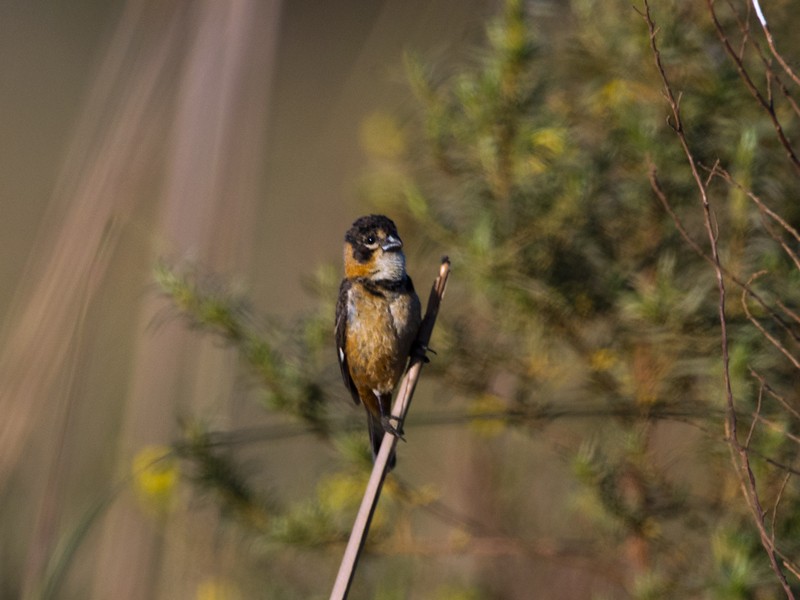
749 368 800 422
745 380 763 448
750 0 800 87
710 165 800 279
775 300 800 327
723 0 800 120
741 272 800 371
785 560 800 584
330 257 450 600
706 0 800 174
649 166 800 343
641 3 796 596
751 414 800 447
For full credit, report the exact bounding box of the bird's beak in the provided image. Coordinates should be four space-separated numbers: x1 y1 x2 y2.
381 235 403 252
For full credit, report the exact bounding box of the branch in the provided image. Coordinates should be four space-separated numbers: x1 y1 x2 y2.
749 368 800 422
741 272 800 371
649 165 800 344
750 0 800 88
710 165 800 277
707 0 800 174
723 0 800 120
640 3 796 596
329 257 451 600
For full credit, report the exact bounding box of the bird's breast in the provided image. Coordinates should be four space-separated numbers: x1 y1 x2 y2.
345 283 419 394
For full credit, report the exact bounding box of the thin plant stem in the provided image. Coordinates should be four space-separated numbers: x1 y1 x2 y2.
329 258 450 600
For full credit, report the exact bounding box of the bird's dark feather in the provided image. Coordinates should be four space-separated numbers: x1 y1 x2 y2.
335 278 361 405
357 275 415 297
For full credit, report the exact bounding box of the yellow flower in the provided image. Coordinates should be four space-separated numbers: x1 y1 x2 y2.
590 348 617 372
196 579 241 600
317 472 366 514
468 394 507 437
531 127 566 156
132 445 178 514
359 112 407 160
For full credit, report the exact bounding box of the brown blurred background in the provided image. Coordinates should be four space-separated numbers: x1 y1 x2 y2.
0 1 495 598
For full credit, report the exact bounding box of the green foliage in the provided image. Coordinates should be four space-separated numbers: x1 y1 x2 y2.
360 0 800 596
155 262 330 431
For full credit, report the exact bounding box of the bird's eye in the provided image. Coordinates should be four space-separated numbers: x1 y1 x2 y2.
366 235 376 245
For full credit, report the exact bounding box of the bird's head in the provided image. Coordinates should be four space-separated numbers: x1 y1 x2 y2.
343 214 407 281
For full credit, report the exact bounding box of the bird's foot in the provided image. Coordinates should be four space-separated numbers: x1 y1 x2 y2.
381 415 406 442
411 340 435 363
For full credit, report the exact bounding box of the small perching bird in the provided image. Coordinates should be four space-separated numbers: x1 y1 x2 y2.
335 215 422 469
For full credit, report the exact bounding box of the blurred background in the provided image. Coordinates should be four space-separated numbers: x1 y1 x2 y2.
0 1 497 598
3 0 800 599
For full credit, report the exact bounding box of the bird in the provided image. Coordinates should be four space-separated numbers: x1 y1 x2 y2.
335 215 422 469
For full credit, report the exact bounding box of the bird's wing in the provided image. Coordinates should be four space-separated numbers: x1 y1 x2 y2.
335 279 361 405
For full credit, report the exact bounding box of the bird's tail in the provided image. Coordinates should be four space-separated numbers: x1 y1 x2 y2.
367 413 397 471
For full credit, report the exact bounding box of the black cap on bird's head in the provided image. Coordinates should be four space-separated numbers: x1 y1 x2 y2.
345 215 402 251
